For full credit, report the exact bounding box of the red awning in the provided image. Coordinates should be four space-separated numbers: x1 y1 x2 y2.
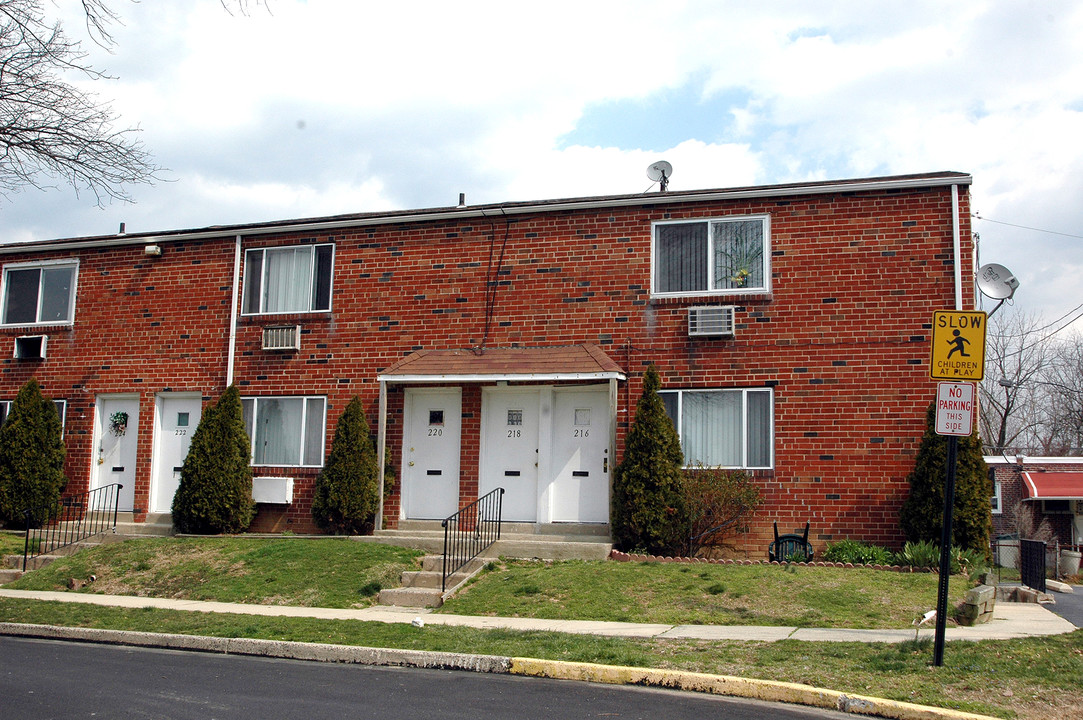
1021 471 1083 500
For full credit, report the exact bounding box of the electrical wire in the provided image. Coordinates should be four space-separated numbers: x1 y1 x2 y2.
973 213 1083 240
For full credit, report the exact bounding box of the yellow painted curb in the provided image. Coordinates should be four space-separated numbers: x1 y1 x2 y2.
509 658 998 720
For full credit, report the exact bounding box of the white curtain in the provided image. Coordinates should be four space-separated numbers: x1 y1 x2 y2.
263 247 313 313
254 398 303 465
683 391 741 466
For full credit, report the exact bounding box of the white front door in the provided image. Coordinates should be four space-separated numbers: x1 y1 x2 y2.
549 388 610 523
151 393 203 514
480 388 540 522
94 395 140 512
402 388 461 520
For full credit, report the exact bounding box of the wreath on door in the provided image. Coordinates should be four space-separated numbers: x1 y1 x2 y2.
109 411 129 437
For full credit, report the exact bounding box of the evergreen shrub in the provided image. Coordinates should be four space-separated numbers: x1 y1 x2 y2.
611 364 688 555
311 395 379 534
0 379 67 527
899 403 991 554
171 386 254 534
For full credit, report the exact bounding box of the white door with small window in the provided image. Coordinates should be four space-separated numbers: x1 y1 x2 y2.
93 395 140 512
402 388 461 520
549 389 610 523
150 394 202 514
480 388 541 522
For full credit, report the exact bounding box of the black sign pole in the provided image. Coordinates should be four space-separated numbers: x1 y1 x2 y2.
933 434 958 667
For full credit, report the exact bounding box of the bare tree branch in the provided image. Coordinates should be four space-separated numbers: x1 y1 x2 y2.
0 0 160 206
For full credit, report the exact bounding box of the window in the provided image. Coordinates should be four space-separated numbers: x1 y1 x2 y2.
652 216 769 296
241 396 326 466
2 261 78 325
991 476 1002 515
660 388 772 469
0 399 66 432
243 244 333 314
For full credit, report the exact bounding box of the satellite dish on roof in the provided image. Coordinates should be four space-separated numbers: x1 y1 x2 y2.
976 262 1020 316
647 161 672 191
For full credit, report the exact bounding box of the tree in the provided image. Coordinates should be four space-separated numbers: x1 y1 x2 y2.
611 364 688 555
1040 334 1083 455
979 310 1049 455
899 403 991 554
0 0 162 204
171 386 254 534
311 396 379 535
0 378 66 526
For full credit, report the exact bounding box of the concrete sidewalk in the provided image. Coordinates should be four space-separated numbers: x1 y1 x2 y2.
0 588 1075 642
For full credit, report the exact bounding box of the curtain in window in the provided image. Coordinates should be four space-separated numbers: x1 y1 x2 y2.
302 397 325 465
713 220 764 291
254 398 303 465
263 246 313 313
656 223 707 293
746 390 771 467
683 391 741 466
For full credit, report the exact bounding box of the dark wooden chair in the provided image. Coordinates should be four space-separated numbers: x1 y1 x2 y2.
768 521 813 562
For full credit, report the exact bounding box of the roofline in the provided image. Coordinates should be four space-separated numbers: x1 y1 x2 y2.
377 372 627 383
1 171 973 255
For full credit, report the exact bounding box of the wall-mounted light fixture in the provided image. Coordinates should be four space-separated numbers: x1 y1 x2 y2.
144 245 162 257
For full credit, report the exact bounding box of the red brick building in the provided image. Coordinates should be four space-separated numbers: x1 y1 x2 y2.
0 172 977 553
987 455 1083 548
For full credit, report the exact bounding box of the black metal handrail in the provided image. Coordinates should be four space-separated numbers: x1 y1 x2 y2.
440 487 504 592
23 483 123 571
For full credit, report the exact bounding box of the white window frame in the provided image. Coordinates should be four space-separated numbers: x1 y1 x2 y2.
1 259 79 327
241 395 326 467
242 243 334 315
659 387 774 469
991 478 1002 515
651 215 770 298
0 398 66 433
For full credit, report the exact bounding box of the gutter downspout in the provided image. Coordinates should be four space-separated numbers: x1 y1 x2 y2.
226 235 242 386
376 380 387 532
952 185 963 310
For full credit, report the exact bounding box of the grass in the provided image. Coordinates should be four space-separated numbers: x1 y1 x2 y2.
0 597 1079 720
0 530 32 556
437 559 970 628
5 537 423 608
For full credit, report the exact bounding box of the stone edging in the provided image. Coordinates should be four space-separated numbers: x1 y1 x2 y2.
609 549 937 573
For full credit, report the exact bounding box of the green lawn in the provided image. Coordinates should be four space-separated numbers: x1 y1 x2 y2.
0 531 30 556
438 559 969 628
6 537 423 608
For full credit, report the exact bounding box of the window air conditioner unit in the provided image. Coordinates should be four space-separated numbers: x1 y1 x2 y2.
687 306 735 338
252 476 294 504
13 335 47 360
262 325 301 351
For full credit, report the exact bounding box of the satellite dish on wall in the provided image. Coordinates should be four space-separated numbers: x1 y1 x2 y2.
646 161 672 191
976 262 1020 316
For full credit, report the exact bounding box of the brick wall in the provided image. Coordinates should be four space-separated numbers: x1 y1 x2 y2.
0 180 972 549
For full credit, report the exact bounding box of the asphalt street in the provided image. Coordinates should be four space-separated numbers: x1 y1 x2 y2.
0 636 856 720
1046 585 1083 627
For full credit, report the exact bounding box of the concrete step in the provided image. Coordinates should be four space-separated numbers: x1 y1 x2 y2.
372 521 612 560
0 567 22 584
4 553 61 571
377 586 444 608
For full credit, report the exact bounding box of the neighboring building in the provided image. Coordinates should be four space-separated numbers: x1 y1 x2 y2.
987 455 1083 547
0 172 976 553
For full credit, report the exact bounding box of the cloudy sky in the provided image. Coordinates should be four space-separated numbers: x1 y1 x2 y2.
2 1 1082 334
